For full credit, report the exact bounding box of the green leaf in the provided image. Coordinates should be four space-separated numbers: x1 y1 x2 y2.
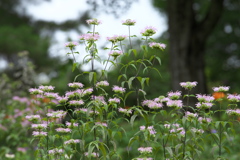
166 147 173 157
128 76 136 89
130 114 138 128
89 72 96 84
223 146 231 154
72 62 78 72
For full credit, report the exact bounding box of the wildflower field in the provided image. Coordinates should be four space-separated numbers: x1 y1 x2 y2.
1 19 240 160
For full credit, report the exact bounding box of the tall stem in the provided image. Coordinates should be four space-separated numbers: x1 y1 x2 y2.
128 26 132 49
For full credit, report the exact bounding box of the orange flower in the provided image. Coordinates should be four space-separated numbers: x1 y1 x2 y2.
213 92 225 100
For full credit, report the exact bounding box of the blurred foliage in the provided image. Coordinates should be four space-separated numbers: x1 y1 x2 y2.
153 0 240 93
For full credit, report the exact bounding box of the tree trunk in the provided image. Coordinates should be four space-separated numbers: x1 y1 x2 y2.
167 0 224 96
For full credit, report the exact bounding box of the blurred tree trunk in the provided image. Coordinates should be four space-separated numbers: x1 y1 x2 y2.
167 0 224 94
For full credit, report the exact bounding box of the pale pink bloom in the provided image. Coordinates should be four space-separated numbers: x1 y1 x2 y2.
122 19 136 26
91 95 106 105
96 80 109 87
32 131 47 137
142 100 163 109
86 18 102 25
69 100 84 106
68 82 84 88
65 42 78 48
226 109 240 116
167 91 181 100
25 115 41 121
185 111 198 119
112 85 126 94
118 108 132 115
149 42 166 50
47 110 67 118
166 100 183 109
196 94 215 102
84 152 99 157
66 122 78 128
109 50 123 58
64 139 80 145
138 147 153 154
29 88 43 95
75 108 99 115
108 97 121 104
227 94 240 103
95 122 108 127
79 33 100 41
140 126 146 131
31 124 47 130
57 96 68 103
191 128 204 135
212 86 230 92
17 147 27 153
180 81 198 90
39 85 55 91
196 102 214 109
55 128 71 133
106 35 118 43
198 117 212 124
141 26 157 36
48 148 64 155
44 92 59 99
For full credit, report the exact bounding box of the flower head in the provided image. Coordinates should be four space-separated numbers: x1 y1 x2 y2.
68 82 84 88
167 91 181 100
227 94 240 103
112 85 126 94
166 100 183 109
196 94 215 102
96 81 109 87
86 18 102 25
212 86 230 92
149 42 166 50
64 139 80 145
141 26 157 37
65 42 78 49
79 33 100 41
196 102 214 109
122 19 136 26
138 147 153 154
180 81 198 90
109 50 123 59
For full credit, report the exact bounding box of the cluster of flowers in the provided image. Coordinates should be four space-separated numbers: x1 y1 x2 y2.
138 147 153 154
140 126 157 137
65 18 166 63
164 123 185 136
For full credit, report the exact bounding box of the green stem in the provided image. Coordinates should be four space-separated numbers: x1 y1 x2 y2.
128 26 132 49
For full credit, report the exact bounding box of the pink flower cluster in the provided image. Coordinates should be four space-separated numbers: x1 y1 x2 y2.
213 86 230 92
68 82 84 88
118 108 132 115
86 18 102 25
108 97 121 104
149 42 166 50
141 26 157 37
138 147 153 154
227 94 240 103
96 80 109 87
107 35 127 43
122 19 136 26
64 139 80 145
112 85 126 94
48 148 64 155
180 81 198 90
79 33 100 41
142 100 163 109
140 126 157 136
